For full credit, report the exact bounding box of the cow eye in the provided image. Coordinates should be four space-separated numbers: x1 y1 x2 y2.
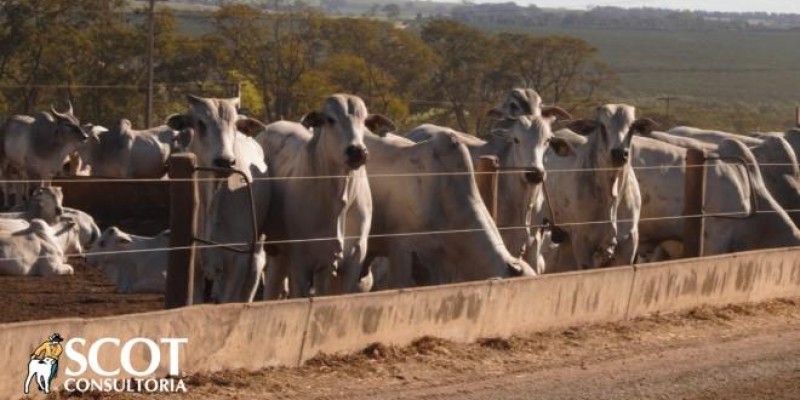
196 120 207 135
326 117 336 125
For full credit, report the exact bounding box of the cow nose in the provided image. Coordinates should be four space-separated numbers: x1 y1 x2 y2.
550 226 569 244
610 148 629 167
345 145 369 168
55 208 63 216
213 157 235 169
524 168 545 184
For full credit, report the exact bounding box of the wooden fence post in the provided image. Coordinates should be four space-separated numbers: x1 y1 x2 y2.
166 153 198 309
683 148 706 258
477 155 499 221
795 106 799 127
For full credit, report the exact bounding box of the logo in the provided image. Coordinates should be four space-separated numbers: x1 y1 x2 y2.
25 333 188 394
24 332 64 394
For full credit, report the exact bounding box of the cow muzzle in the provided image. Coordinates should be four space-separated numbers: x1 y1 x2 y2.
345 145 369 169
610 148 629 167
507 260 535 277
524 168 545 185
213 157 236 169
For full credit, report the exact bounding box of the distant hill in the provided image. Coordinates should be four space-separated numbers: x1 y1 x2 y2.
150 0 800 30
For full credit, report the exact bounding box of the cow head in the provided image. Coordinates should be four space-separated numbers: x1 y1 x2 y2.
86 226 131 269
490 107 572 186
487 88 543 120
568 105 656 168
29 186 64 224
301 94 377 170
166 95 243 169
51 101 89 144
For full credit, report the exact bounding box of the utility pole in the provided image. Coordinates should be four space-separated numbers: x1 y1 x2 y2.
145 0 166 128
658 96 679 121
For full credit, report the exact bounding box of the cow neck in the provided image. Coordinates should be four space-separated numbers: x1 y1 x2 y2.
30 113 74 162
471 136 532 257
580 130 630 213
306 130 356 241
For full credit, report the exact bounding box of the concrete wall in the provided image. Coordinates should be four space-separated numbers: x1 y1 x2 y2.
3 246 800 399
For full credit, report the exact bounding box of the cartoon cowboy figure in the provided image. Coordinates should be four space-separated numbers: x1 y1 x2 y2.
31 333 64 389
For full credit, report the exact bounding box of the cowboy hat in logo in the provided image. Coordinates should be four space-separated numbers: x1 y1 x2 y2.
24 333 65 394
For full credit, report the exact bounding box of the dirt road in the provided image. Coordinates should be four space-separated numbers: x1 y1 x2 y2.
168 299 800 400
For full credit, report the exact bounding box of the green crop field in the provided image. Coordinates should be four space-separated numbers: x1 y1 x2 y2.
141 1 800 131
475 25 800 103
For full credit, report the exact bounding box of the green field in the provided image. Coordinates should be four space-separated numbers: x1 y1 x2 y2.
137 1 800 131
477 26 800 103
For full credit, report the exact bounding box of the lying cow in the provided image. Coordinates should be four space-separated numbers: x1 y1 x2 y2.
71 119 183 178
0 218 80 276
86 227 170 293
253 94 374 298
0 186 64 225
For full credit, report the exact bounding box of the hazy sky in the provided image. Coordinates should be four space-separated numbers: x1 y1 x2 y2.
479 0 800 14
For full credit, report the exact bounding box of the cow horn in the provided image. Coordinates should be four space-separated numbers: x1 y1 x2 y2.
50 104 64 119
67 100 74 115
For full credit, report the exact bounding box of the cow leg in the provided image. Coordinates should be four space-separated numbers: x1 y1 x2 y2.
238 247 266 302
264 255 290 300
613 229 639 266
24 367 34 394
386 246 414 289
288 248 313 298
335 205 371 294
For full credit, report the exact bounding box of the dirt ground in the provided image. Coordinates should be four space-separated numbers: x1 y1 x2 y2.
0 216 167 324
0 258 163 324
39 297 800 400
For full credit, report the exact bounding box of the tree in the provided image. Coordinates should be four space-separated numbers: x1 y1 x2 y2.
382 3 400 19
421 19 495 132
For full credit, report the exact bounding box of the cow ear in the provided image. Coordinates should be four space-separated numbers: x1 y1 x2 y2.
166 114 192 131
550 137 576 157
541 106 572 122
566 119 600 136
236 118 267 137
631 117 658 135
486 107 505 120
300 111 325 129
365 114 396 135
174 129 194 150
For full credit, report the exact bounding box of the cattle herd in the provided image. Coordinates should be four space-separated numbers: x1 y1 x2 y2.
1 88 799 305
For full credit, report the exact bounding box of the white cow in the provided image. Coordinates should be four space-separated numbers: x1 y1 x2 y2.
362 130 535 289
0 218 79 276
703 139 800 254
406 106 571 274
540 105 654 270
167 95 270 303
72 119 182 178
0 186 64 225
87 227 170 293
669 126 764 147
1 103 88 205
24 357 57 394
665 128 800 227
253 94 374 298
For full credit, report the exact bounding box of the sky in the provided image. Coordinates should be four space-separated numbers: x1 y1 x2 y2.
479 0 800 14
